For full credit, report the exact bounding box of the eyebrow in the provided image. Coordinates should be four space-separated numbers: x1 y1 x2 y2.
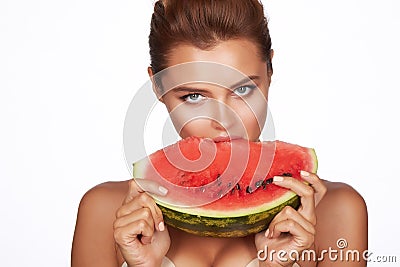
170 75 261 93
170 87 210 94
229 75 260 88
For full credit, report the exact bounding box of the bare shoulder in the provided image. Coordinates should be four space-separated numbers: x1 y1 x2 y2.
71 180 130 267
73 180 130 235
79 180 129 211
315 180 368 265
318 180 367 213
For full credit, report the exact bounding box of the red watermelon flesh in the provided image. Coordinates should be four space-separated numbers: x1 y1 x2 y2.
133 136 317 218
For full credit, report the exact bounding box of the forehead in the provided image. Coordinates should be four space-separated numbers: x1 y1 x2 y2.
158 39 268 90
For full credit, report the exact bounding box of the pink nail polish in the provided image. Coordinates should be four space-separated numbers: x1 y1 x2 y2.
300 170 310 177
273 176 284 182
264 229 270 237
158 221 165 231
158 186 168 195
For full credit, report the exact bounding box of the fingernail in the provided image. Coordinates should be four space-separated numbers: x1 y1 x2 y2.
158 221 165 232
300 170 310 177
158 186 168 195
273 176 284 182
264 229 270 237
269 230 274 238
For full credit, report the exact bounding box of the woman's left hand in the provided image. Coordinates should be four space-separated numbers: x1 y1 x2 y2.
255 171 327 267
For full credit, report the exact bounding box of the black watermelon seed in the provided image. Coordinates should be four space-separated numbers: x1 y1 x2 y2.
246 186 252 194
282 173 293 177
255 180 263 188
236 184 241 191
262 178 273 189
217 190 223 197
216 174 222 186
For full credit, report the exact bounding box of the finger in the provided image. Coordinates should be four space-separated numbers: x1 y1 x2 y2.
134 178 169 196
114 219 155 246
114 207 155 229
125 179 168 204
300 171 327 206
124 179 143 204
273 176 316 223
255 229 267 249
266 206 315 238
270 219 314 248
117 193 165 231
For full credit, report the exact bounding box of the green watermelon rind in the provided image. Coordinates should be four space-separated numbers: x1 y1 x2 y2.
157 194 300 237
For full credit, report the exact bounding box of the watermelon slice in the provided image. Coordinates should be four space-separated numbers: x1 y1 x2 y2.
133 136 317 237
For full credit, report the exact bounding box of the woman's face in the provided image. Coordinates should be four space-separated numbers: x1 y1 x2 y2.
153 39 272 142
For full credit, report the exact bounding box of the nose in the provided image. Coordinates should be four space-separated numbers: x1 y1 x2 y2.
209 100 237 132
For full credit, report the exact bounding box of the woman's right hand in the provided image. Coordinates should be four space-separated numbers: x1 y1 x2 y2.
114 179 171 267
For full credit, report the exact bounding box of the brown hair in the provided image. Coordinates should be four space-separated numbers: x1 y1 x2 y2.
149 0 273 74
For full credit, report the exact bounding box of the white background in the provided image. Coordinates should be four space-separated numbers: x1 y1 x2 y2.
1 0 399 266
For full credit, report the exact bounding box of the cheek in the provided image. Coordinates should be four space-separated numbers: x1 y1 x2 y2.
179 119 210 138
240 111 262 139
236 101 267 139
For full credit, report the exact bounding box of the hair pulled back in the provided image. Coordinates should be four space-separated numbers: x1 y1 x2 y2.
149 0 273 74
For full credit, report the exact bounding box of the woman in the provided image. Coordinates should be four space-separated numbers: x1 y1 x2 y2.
71 0 367 266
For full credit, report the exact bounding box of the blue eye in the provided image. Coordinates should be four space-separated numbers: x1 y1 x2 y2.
233 85 256 97
181 93 205 103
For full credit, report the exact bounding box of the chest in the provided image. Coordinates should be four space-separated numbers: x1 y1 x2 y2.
167 228 257 267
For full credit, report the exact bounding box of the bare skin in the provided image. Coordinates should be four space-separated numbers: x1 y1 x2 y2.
71 39 367 267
